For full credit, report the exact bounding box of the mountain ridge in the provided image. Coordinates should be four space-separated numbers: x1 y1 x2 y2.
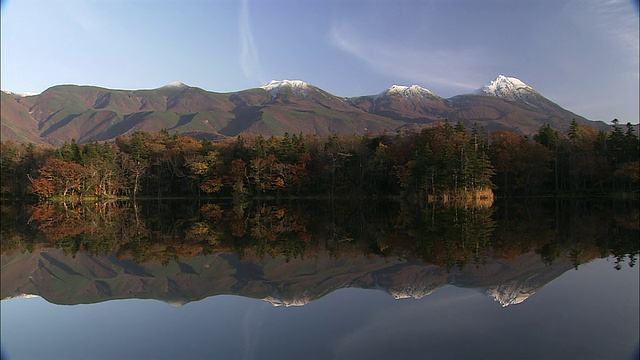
1 76 613 145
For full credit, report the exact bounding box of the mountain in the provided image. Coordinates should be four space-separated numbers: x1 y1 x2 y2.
473 74 583 116
0 249 574 307
0 76 612 145
350 75 610 135
348 84 450 125
475 75 541 104
227 79 402 137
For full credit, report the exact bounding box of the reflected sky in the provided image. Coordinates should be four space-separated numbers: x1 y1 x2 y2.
2 257 638 360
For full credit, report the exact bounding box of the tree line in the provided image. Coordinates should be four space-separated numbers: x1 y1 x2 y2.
0 120 638 200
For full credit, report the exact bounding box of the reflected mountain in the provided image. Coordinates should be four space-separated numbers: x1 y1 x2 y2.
1 199 637 307
1 249 574 307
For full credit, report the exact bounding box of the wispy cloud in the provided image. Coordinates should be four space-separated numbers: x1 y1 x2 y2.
570 0 639 70
329 20 486 92
239 0 266 84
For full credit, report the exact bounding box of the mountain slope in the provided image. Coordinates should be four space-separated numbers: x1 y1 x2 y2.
0 77 612 145
1 91 42 144
222 80 403 137
24 84 236 143
349 84 450 124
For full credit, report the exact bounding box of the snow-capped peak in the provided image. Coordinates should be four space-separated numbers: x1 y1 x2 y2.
474 75 538 102
384 84 438 99
261 79 312 97
162 81 188 89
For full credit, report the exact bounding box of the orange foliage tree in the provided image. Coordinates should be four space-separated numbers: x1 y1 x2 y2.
30 157 90 198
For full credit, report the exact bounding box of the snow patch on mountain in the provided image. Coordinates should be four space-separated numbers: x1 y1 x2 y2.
1 89 40 97
486 279 538 307
370 84 443 112
162 82 188 89
262 289 311 307
166 300 188 307
261 79 312 98
389 286 437 300
1 293 41 301
388 280 441 300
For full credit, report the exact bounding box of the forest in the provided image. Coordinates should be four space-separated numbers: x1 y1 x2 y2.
0 120 638 200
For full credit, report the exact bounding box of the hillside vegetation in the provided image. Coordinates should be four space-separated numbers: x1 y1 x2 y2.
1 120 637 200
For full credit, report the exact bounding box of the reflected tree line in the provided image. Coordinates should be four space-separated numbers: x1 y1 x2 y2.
1 120 637 200
1 199 637 270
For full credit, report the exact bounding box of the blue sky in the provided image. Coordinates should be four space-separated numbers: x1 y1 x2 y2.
1 0 638 124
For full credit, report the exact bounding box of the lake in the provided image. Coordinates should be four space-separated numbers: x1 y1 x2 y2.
1 199 638 359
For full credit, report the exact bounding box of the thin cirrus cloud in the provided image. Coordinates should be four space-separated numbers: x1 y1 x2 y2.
328 20 487 94
586 0 639 72
239 0 266 85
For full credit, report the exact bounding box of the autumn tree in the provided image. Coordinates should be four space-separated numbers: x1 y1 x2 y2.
31 157 89 198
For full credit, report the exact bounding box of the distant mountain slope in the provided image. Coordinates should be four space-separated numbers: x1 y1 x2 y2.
223 80 403 137
1 76 612 145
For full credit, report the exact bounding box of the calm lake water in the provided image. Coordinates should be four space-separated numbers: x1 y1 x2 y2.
1 199 638 359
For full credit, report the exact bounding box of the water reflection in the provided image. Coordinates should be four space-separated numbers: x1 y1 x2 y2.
1 199 637 307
